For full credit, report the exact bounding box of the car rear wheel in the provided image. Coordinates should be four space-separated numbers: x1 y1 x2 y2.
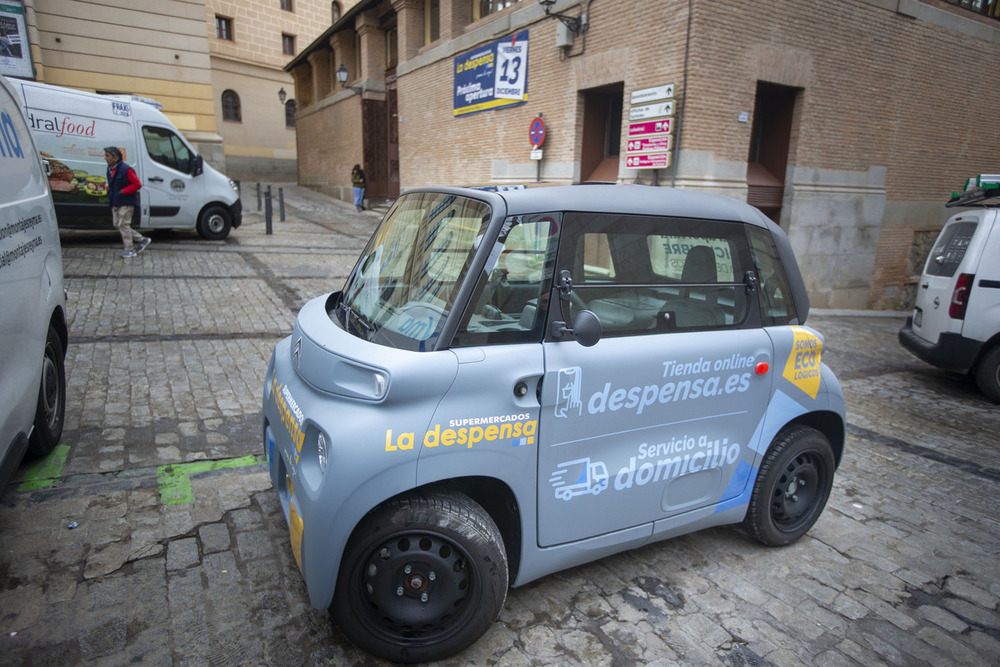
744 425 835 546
332 492 508 664
196 205 232 240
975 345 1000 404
28 324 66 458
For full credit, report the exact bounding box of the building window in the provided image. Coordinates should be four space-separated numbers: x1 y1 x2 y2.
473 0 518 21
285 100 296 128
425 0 440 43
940 0 999 20
215 16 233 40
281 0 293 10
332 1 342 22
385 26 398 68
282 33 296 55
221 90 241 122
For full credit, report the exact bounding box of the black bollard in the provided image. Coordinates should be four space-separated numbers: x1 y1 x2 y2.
279 187 285 221
256 182 262 211
265 186 272 235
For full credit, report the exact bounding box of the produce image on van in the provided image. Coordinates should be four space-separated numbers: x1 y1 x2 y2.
261 185 846 662
7 78 242 240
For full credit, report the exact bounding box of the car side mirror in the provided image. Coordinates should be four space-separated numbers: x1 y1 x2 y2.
549 309 602 347
550 269 602 346
192 154 204 176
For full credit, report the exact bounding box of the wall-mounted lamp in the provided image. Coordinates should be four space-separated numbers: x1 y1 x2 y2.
538 0 587 36
278 87 287 104
336 64 363 95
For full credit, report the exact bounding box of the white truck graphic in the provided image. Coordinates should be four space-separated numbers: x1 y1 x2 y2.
549 457 609 500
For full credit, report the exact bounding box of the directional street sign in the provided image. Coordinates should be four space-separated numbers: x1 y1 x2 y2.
626 134 671 154
629 84 674 105
628 119 671 137
625 153 671 169
628 100 673 121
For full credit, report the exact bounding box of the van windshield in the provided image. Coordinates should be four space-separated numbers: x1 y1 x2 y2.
338 192 492 351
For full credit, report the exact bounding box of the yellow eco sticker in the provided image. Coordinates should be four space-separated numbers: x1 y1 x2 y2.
783 326 822 399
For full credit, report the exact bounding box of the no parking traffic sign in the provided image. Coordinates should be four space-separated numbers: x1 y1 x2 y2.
529 116 546 148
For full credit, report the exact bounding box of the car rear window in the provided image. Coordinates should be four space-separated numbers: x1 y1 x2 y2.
925 221 977 278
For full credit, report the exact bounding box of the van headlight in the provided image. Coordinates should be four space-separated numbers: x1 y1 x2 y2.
228 178 239 194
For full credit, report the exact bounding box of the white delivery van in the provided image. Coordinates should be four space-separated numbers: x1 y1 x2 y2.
8 78 242 240
0 74 68 492
899 174 1000 402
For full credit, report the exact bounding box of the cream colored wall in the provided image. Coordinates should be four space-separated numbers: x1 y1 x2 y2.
204 0 363 171
27 0 217 137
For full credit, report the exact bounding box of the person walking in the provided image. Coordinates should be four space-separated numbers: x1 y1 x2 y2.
351 163 366 212
104 146 149 259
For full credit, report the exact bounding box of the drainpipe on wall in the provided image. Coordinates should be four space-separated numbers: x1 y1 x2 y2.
671 0 692 188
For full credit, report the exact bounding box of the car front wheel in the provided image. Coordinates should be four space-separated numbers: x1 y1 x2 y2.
196 205 232 240
332 491 508 663
975 345 1000 404
744 425 835 546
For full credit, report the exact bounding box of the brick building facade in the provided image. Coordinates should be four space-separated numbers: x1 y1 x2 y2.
288 0 1000 309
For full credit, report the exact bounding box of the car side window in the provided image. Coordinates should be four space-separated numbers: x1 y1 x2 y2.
142 126 193 173
453 214 559 346
747 227 797 326
557 213 752 336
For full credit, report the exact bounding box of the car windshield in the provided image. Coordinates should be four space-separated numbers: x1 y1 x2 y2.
338 192 492 351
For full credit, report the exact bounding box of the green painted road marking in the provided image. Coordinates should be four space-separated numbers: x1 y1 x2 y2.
156 455 264 506
18 445 71 491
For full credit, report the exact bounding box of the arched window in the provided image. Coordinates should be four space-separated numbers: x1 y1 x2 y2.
331 1 341 23
221 90 241 122
285 99 296 128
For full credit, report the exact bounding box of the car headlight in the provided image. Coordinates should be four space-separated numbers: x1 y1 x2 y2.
228 178 239 194
317 432 328 475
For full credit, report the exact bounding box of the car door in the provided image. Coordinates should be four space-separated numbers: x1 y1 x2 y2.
537 213 774 547
139 123 205 228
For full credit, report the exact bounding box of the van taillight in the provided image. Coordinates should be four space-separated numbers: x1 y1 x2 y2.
949 273 975 319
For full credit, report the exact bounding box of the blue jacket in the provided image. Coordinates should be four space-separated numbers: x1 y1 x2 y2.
107 161 141 208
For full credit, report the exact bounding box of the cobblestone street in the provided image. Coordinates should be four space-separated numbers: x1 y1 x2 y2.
1 185 998 666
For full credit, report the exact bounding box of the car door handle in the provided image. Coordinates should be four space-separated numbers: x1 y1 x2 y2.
148 176 164 183
921 282 929 290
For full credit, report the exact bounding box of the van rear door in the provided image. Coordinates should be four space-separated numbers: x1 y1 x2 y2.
912 213 984 344
138 123 205 229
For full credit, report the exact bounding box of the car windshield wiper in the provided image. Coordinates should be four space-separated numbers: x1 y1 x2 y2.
340 301 377 340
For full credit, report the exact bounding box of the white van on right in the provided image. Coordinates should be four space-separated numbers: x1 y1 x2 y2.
899 174 1000 403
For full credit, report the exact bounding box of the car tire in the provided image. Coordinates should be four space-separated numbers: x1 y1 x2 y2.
974 345 1000 404
332 491 508 664
743 425 835 547
27 324 66 458
196 205 232 240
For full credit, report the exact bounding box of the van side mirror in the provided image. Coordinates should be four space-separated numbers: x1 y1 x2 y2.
192 154 204 176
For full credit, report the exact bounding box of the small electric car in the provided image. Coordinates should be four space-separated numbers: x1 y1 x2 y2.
899 174 1000 402
262 185 845 662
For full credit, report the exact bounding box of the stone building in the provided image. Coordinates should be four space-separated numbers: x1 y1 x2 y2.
6 0 354 180
287 0 999 310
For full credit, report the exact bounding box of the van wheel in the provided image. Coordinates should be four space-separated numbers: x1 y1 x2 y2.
28 325 66 458
332 492 508 663
975 346 1000 403
744 426 835 546
196 205 232 240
